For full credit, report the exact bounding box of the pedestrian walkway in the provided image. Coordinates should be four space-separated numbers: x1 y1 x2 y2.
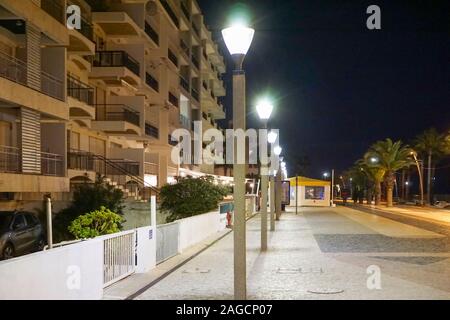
129 206 450 300
367 204 450 226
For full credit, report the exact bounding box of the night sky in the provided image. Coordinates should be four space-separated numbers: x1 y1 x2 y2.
198 0 450 188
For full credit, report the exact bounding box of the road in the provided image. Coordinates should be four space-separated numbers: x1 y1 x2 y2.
135 206 450 300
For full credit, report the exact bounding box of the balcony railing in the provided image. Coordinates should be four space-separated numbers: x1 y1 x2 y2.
180 40 189 57
78 15 94 41
68 150 139 176
0 145 20 173
179 114 191 130
191 88 199 102
168 49 178 67
93 51 140 77
144 21 159 45
96 104 140 127
180 76 189 92
181 2 190 20
144 162 158 175
168 92 179 107
42 0 64 23
145 72 159 92
67 76 95 106
0 51 26 86
41 71 64 101
191 55 199 69
160 0 179 28
41 151 64 176
145 123 159 139
192 23 200 37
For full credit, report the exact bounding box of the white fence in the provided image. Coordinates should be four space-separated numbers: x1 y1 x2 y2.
156 222 179 264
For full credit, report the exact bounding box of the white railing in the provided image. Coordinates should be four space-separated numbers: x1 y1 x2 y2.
102 230 136 288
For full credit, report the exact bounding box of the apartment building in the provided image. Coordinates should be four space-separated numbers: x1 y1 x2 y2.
0 0 227 207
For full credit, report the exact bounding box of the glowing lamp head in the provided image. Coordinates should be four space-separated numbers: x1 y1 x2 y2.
268 131 278 144
256 98 274 121
274 146 282 156
222 24 255 56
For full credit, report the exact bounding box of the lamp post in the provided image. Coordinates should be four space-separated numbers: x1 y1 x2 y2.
411 151 425 206
268 131 278 231
274 146 282 221
222 22 255 300
256 98 274 252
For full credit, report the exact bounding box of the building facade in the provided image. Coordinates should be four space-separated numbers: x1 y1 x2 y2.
0 0 227 207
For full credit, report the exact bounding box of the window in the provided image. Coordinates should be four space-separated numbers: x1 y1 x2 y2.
24 214 38 227
305 186 325 200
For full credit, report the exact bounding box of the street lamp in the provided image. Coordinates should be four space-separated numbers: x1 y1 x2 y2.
267 131 278 231
222 21 255 300
268 131 278 144
272 146 282 221
256 97 274 252
410 151 425 206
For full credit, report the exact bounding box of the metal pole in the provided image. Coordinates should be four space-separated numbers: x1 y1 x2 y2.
275 168 282 221
295 175 298 215
413 154 425 206
427 152 432 205
331 169 335 206
232 65 247 300
270 175 275 231
46 196 53 249
260 123 268 251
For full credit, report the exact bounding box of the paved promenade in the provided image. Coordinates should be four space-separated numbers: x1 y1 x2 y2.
118 206 450 300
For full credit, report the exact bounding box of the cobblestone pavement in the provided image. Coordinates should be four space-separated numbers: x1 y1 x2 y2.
135 206 450 300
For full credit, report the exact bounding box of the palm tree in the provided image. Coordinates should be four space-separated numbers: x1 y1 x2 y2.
356 159 385 205
365 139 414 207
414 128 447 204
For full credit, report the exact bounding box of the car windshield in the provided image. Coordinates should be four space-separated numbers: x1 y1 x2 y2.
0 213 14 230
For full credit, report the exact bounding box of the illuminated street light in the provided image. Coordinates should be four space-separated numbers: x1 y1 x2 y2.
222 20 255 300
274 146 282 156
268 131 278 144
256 98 274 121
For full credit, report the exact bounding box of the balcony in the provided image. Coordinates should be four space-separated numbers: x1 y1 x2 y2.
191 55 200 70
168 92 179 107
0 51 64 101
144 21 159 45
192 23 200 38
68 150 139 177
145 72 159 92
145 123 159 139
181 2 190 20
92 12 141 38
160 0 179 28
0 145 64 177
93 51 140 77
179 114 191 130
67 14 95 54
0 146 20 173
168 48 178 67
191 88 199 102
180 40 190 57
41 0 64 24
96 104 140 127
67 76 94 106
180 76 189 92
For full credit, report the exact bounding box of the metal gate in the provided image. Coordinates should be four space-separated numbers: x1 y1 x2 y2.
156 222 179 264
103 230 136 288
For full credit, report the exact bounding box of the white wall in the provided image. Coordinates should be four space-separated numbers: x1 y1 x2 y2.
0 239 104 300
135 226 156 273
178 211 224 252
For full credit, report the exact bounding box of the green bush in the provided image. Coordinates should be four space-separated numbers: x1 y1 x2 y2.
53 176 124 242
160 176 230 223
68 207 123 239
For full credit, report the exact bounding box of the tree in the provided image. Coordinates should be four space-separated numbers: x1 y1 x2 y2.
68 207 123 239
365 139 414 207
356 159 385 205
53 176 125 242
160 176 230 223
414 128 448 204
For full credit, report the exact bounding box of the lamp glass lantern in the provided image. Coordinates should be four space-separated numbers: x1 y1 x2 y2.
274 146 282 156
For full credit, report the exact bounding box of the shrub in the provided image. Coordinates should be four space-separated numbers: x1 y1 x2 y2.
160 176 230 223
68 207 123 239
53 176 124 242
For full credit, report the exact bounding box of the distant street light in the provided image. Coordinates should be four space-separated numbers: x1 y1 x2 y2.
274 146 282 156
222 20 255 301
268 131 278 144
410 151 425 206
370 157 379 164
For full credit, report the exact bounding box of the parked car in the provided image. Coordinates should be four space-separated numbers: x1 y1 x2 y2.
0 211 45 260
